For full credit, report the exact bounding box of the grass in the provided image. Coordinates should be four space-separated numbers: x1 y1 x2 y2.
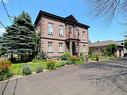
9 59 84 75
95 56 118 63
9 60 67 75
9 60 47 75
9 64 22 75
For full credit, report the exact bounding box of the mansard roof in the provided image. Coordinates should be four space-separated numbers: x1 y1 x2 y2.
34 10 90 29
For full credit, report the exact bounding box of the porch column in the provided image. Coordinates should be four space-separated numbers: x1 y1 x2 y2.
121 50 124 57
117 50 119 57
76 42 79 56
70 41 72 55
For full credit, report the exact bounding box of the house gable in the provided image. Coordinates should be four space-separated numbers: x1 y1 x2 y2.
65 15 78 23
34 10 90 29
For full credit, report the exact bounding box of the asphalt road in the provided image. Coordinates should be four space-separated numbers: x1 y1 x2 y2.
0 61 127 95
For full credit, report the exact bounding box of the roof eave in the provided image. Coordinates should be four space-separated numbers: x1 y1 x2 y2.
34 10 90 29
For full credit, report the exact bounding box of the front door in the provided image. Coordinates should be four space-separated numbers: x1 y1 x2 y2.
72 42 77 55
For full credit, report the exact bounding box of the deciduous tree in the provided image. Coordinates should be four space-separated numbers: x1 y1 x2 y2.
86 0 127 23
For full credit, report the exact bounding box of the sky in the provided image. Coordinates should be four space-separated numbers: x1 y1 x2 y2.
0 0 126 42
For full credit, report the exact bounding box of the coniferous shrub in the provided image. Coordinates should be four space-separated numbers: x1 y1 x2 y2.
35 64 43 73
22 65 32 75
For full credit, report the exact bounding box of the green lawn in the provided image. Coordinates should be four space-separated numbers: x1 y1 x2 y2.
9 60 47 75
9 58 85 75
9 60 68 75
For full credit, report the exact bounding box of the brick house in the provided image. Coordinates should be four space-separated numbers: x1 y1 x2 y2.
34 10 90 58
89 40 124 57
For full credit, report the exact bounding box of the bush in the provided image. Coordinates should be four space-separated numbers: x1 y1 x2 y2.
36 64 43 73
79 53 85 61
59 52 71 61
0 58 12 81
0 69 12 81
35 51 48 60
58 61 67 66
32 59 42 63
88 48 93 58
124 40 127 50
90 54 99 61
22 65 32 75
103 44 116 56
67 56 79 64
76 60 84 65
46 60 56 70
0 58 12 70
54 62 62 68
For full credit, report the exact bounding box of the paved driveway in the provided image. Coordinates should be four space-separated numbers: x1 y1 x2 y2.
0 62 127 95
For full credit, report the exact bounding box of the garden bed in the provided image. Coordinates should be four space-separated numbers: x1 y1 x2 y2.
0 52 85 81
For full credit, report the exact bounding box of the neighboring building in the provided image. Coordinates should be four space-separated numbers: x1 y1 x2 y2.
34 10 90 58
117 40 127 56
89 40 124 57
117 40 124 45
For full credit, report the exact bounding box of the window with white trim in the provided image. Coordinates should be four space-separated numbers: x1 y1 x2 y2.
83 45 86 52
48 42 53 52
48 23 53 35
59 26 64 37
82 31 86 40
59 43 64 52
77 29 80 38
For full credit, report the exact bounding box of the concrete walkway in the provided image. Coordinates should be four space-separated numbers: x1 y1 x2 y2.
0 62 127 95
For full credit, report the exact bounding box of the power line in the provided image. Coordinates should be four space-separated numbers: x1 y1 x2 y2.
1 0 12 24
0 21 6 29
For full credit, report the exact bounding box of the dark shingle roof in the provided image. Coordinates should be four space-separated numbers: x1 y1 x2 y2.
34 10 90 29
89 40 123 47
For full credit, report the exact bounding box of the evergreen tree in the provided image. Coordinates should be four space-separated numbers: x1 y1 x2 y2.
124 40 127 50
1 12 38 61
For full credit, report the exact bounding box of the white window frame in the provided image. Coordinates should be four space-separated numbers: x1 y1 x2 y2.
59 26 64 37
48 23 53 35
48 42 53 52
59 43 64 52
82 45 87 52
82 31 86 40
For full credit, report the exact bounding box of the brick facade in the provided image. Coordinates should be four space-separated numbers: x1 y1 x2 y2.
35 11 90 58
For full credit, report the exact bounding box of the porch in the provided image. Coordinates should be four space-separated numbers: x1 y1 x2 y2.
65 40 80 56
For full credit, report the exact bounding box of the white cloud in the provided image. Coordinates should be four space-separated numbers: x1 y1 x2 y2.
0 28 6 36
0 0 8 3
